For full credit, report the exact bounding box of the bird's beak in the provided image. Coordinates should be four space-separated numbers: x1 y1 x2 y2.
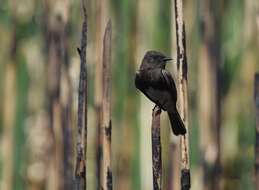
163 57 173 62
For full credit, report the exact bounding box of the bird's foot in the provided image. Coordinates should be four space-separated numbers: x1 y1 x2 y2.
153 105 161 113
153 105 158 112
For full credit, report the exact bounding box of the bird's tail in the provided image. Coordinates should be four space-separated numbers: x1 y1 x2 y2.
168 110 186 136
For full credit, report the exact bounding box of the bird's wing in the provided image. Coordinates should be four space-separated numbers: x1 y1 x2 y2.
161 69 177 100
135 71 166 109
135 71 146 91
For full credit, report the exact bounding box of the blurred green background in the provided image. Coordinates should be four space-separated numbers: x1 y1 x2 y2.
0 0 258 190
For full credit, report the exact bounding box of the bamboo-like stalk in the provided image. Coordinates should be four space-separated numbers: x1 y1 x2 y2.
95 1 109 189
55 1 72 189
55 3 72 186
128 2 141 189
1 2 17 189
169 1 181 189
168 139 180 190
43 0 61 189
101 20 113 190
75 0 88 189
255 73 259 190
94 0 105 188
44 0 72 189
173 0 191 189
114 1 139 189
152 106 162 190
198 1 221 190
62 38 74 190
2 64 16 190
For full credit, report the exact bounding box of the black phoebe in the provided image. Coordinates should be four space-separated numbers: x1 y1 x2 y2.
135 50 186 135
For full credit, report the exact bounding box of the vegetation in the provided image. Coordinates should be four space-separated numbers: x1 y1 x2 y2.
0 0 258 190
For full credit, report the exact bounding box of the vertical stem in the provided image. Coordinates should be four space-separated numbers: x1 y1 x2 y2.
75 0 87 189
255 73 259 190
101 20 113 190
63 47 74 190
44 0 71 189
168 139 180 190
169 1 180 189
128 1 141 188
2 64 16 190
198 1 221 189
174 0 191 189
94 0 103 188
56 1 72 189
1 1 17 189
95 1 109 188
152 106 162 190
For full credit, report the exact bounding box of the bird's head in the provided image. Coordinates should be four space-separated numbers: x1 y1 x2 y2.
140 50 172 70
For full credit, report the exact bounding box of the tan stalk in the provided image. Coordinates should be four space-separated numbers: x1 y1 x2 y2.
198 1 221 189
174 0 191 189
75 0 88 189
94 0 103 188
152 106 162 190
255 74 259 190
101 20 113 190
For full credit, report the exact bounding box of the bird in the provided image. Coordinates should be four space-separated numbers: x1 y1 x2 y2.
135 50 186 135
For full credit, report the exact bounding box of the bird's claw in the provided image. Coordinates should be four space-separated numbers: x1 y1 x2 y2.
153 105 157 111
152 105 161 113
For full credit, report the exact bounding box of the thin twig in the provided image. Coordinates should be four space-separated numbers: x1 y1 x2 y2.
255 73 259 190
75 0 87 189
101 20 113 190
151 106 162 190
174 0 191 189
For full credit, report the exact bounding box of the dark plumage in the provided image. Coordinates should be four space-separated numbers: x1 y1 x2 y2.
135 50 186 135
